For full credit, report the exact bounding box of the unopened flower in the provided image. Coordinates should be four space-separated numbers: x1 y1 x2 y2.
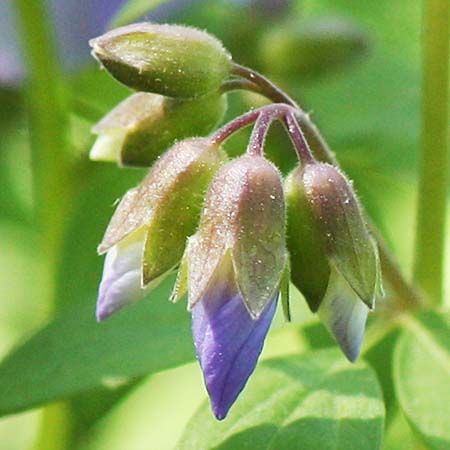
90 23 232 98
285 162 382 361
172 154 288 419
96 138 227 320
90 91 227 167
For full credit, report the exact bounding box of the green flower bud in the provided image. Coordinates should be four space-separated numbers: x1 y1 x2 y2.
98 138 227 284
285 169 330 312
90 23 232 98
90 91 227 167
286 162 382 361
259 17 369 79
286 162 379 309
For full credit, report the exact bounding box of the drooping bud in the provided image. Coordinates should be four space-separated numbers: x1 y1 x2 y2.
285 162 382 360
302 163 379 308
96 138 227 319
259 17 369 79
183 153 287 319
176 153 286 419
90 91 227 167
90 23 232 98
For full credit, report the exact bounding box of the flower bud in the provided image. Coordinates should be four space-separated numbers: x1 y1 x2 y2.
90 23 232 98
285 162 382 360
183 154 287 319
90 91 227 167
96 138 227 319
259 17 369 79
174 153 286 419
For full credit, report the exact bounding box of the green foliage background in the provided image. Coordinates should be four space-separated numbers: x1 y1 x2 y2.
0 1 448 449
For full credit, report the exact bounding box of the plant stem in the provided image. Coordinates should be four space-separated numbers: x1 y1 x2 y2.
14 1 73 448
212 103 295 145
231 63 299 107
247 110 276 156
413 0 450 306
15 0 72 271
283 112 316 165
232 63 423 311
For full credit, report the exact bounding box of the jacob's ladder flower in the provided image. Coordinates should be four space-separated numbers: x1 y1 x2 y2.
172 153 288 419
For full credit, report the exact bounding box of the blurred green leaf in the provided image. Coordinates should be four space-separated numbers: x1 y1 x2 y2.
394 311 450 450
110 0 171 28
0 278 194 417
179 349 385 450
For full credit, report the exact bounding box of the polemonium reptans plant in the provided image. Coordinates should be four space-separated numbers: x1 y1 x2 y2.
90 23 382 419
3 2 448 449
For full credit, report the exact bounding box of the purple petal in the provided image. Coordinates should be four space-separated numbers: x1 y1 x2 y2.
192 279 277 420
96 230 158 321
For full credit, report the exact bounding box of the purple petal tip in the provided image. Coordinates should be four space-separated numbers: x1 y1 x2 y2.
192 289 277 420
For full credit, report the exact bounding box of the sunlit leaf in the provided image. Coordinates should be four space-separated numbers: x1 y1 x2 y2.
179 349 385 450
0 278 194 417
394 311 450 450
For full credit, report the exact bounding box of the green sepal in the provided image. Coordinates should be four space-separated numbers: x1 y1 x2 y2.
169 247 189 303
90 23 232 98
230 156 287 319
186 155 287 318
303 163 378 309
285 168 330 312
91 92 227 167
98 139 227 269
141 143 227 284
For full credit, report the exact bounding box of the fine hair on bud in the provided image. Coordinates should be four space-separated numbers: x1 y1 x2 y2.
90 23 232 98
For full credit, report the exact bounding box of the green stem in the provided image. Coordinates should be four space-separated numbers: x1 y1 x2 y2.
14 1 73 448
413 0 450 306
15 0 72 273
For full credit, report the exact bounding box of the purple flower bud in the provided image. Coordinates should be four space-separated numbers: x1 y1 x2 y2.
176 153 287 418
191 252 277 420
96 138 227 320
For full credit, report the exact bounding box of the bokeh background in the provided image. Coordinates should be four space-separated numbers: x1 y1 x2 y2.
0 0 448 449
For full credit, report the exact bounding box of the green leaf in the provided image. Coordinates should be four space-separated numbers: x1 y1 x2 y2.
394 311 450 450
0 278 195 417
110 0 170 28
178 349 385 450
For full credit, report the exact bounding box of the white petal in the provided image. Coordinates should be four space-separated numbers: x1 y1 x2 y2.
318 265 369 362
96 230 151 321
90 130 126 162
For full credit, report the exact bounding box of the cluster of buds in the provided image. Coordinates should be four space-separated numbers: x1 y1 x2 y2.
89 23 382 420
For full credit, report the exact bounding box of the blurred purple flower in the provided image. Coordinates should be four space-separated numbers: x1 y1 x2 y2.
0 0 193 86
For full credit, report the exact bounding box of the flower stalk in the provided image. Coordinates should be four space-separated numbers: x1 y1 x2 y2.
414 0 450 306
14 0 73 448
